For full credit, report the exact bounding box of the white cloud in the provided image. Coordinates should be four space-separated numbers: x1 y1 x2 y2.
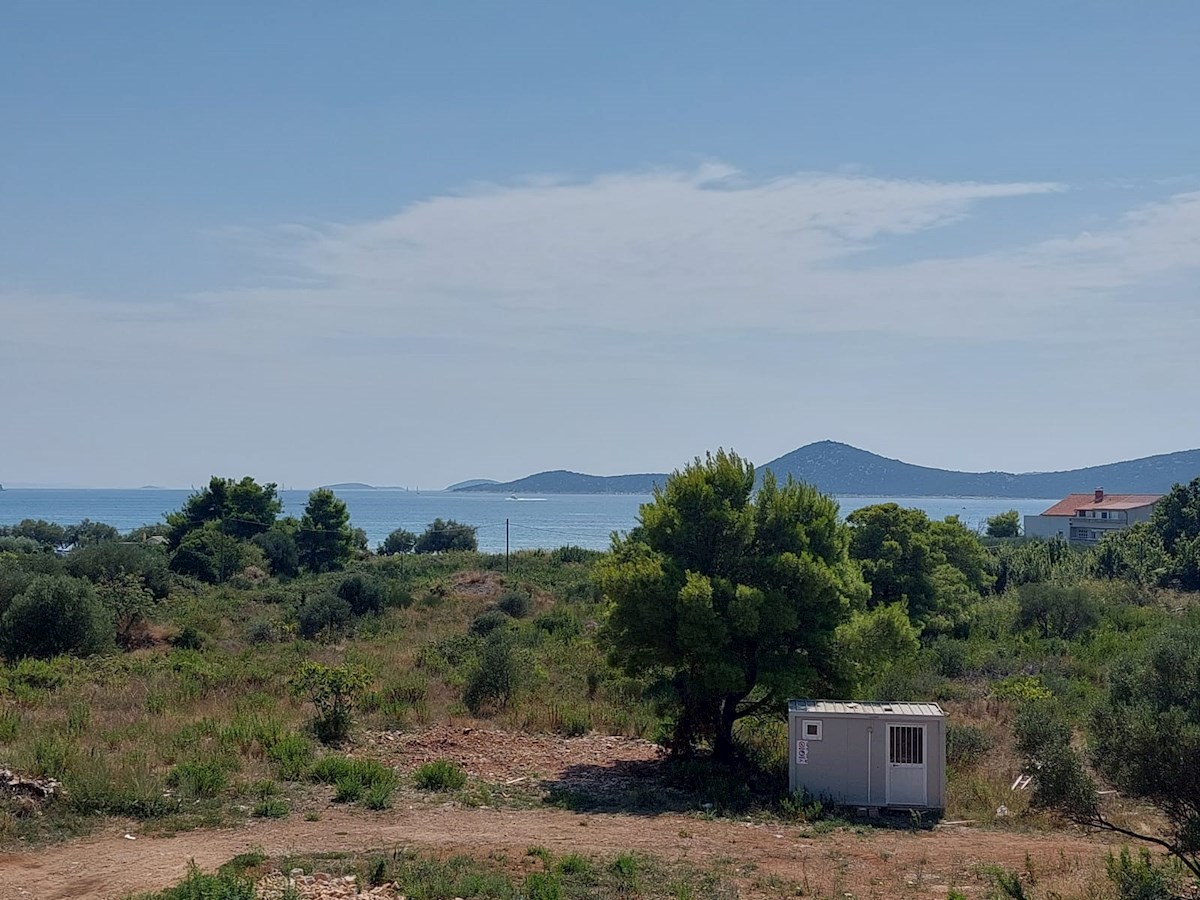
196 167 1200 346
4 165 1199 485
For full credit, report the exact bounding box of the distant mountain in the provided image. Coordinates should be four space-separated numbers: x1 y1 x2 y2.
759 441 1200 498
443 478 500 491
451 442 1200 498
452 470 666 494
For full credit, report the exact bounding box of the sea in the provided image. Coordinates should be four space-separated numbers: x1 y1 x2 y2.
0 489 1055 553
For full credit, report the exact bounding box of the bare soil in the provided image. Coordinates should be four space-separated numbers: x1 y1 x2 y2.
0 727 1128 900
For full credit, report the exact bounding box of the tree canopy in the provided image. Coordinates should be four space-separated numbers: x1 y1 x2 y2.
1152 478 1200 591
380 528 417 555
295 489 355 573
414 519 478 554
985 509 1021 538
596 449 866 760
846 503 992 633
166 476 282 548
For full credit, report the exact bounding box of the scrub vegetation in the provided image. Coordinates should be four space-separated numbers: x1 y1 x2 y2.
3 458 1200 898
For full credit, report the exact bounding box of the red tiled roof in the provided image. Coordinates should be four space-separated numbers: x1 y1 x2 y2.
1039 493 1163 517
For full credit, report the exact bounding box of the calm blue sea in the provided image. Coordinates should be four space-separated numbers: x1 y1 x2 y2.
0 489 1055 553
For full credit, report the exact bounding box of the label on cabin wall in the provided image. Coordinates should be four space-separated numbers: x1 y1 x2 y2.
796 740 809 764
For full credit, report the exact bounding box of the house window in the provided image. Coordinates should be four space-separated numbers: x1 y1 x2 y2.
802 720 822 741
1101 511 1108 519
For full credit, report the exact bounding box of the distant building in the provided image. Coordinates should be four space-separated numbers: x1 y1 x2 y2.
1024 489 1163 544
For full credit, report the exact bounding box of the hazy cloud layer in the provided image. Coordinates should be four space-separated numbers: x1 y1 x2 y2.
5 166 1200 485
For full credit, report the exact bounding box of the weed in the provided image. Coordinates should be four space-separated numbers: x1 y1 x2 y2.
555 853 593 877
413 758 467 791
264 733 314 781
363 782 395 810
1105 846 1180 900
252 798 289 818
167 759 233 799
523 871 563 900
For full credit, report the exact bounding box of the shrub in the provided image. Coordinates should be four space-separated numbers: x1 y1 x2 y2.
296 593 353 639
336 574 385 617
551 545 594 565
413 758 467 791
555 854 592 877
251 528 300 578
496 590 533 618
170 525 253 584
946 723 993 768
142 863 255 900
469 609 511 636
290 662 370 744
170 624 205 650
534 608 582 639
66 541 171 598
1105 847 1180 900
463 633 521 713
778 789 824 823
0 575 113 660
1015 582 1103 640
334 774 365 803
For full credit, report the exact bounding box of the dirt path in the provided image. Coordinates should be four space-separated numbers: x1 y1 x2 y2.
0 804 1120 900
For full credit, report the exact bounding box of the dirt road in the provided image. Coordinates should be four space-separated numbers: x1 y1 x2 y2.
0 803 1119 899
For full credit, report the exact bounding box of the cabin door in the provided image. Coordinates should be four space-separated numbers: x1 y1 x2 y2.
885 724 927 806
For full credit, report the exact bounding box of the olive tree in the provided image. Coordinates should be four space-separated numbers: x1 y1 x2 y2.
596 450 866 760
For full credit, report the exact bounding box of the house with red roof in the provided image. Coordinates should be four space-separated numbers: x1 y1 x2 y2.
1024 489 1163 544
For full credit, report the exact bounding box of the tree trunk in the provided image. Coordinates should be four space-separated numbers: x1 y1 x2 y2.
714 695 742 762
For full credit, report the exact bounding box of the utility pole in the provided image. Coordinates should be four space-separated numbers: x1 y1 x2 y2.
506 518 510 573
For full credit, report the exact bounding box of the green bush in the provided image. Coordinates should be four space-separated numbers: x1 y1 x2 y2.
1105 847 1180 900
290 662 370 744
413 758 467 791
363 781 395 810
463 633 521 713
170 525 253 584
534 608 582 639
336 574 386 617
1015 582 1103 640
0 575 114 660
550 545 595 565
251 528 300 578
946 723 993 767
66 541 171 598
296 593 353 640
469 609 512 636
496 589 533 618
252 798 289 818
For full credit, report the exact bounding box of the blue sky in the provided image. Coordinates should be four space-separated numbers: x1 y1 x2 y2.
3 2 1198 487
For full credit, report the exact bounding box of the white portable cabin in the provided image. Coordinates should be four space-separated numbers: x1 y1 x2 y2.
788 700 946 810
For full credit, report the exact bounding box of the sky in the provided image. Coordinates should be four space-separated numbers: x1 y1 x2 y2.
2 2 1199 488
